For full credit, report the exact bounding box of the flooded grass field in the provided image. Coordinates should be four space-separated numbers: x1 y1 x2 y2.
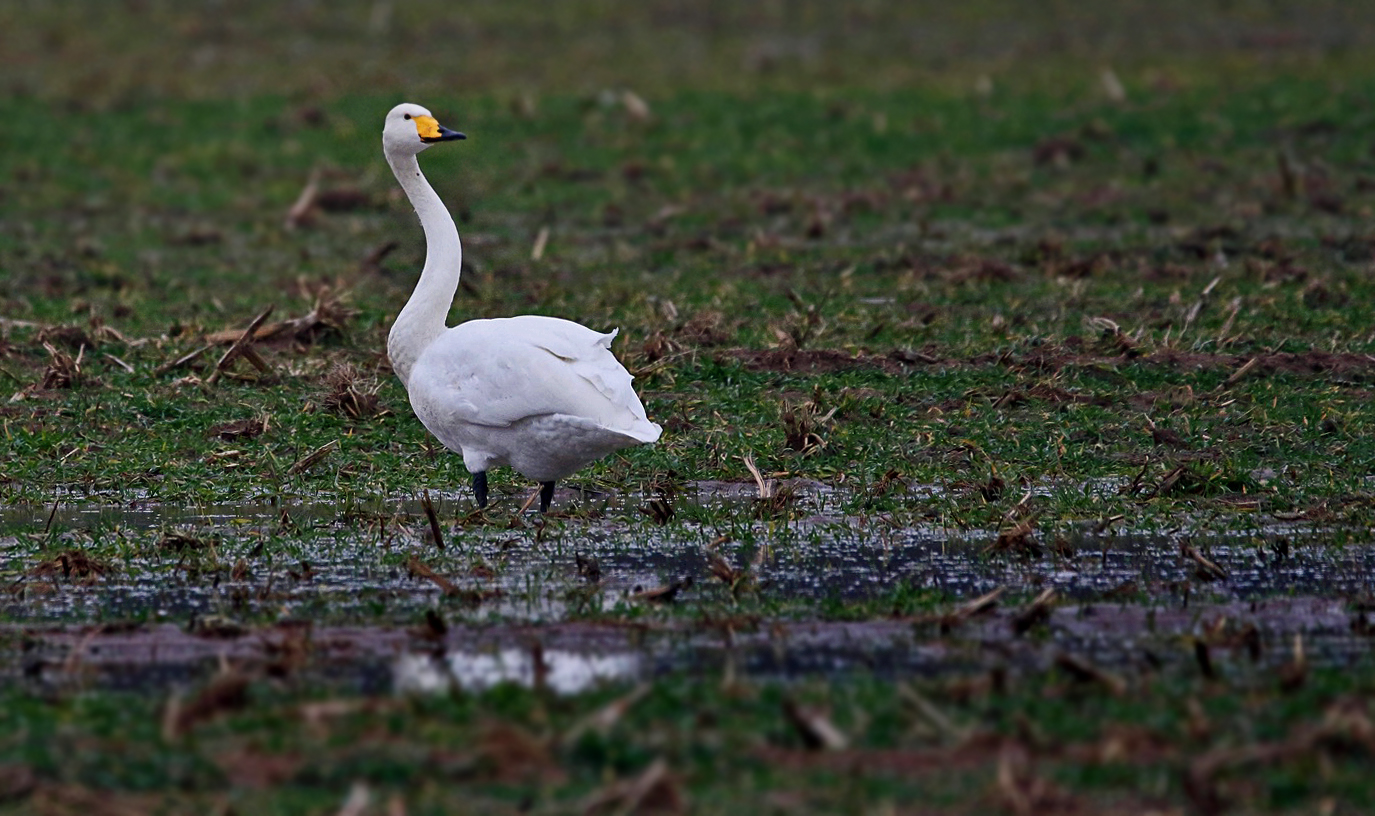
5 489 1374 690
5 0 1375 812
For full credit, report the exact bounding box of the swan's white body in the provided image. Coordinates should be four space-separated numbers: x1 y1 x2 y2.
381 102 660 503
406 315 660 482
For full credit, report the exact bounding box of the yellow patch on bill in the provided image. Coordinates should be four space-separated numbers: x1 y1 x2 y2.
412 115 443 140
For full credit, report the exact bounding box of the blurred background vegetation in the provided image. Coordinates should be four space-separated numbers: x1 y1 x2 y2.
4 0 1375 104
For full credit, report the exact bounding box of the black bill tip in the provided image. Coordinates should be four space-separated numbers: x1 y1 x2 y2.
422 126 467 143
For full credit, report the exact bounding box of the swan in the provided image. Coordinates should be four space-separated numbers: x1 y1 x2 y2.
381 102 662 512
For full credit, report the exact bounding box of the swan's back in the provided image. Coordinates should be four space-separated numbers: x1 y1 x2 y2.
405 315 661 480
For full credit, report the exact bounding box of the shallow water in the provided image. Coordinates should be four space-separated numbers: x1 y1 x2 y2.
2 485 1373 692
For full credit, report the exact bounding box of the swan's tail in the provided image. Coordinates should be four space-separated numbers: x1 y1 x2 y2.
622 419 663 444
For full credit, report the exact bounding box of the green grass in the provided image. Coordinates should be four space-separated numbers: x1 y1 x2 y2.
5 76 1375 519
1 662 1370 814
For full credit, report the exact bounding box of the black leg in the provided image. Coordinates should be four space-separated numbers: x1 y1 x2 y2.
472 471 488 508
539 481 556 513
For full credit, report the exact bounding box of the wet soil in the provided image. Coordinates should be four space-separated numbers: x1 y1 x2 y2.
6 595 1366 695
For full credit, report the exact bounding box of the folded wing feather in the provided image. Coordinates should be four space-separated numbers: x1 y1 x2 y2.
411 316 653 435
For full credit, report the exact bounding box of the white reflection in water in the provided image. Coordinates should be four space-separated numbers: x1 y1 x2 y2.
394 649 640 695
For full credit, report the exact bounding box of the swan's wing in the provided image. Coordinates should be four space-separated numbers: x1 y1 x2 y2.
409 316 660 440
530 325 662 442
528 326 634 408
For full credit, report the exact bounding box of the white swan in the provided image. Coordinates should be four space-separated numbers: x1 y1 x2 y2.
382 102 662 512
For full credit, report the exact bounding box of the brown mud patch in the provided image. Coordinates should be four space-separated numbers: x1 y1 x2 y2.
1009 346 1375 380
720 345 1375 381
720 348 916 375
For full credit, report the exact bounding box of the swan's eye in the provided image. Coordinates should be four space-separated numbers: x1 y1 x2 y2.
404 113 411 120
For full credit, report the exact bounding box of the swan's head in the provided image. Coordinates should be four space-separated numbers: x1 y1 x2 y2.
382 102 466 157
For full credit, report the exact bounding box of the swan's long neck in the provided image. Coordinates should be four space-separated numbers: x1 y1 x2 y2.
386 149 462 387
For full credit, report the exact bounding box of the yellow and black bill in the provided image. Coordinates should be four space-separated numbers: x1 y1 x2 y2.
415 115 467 143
